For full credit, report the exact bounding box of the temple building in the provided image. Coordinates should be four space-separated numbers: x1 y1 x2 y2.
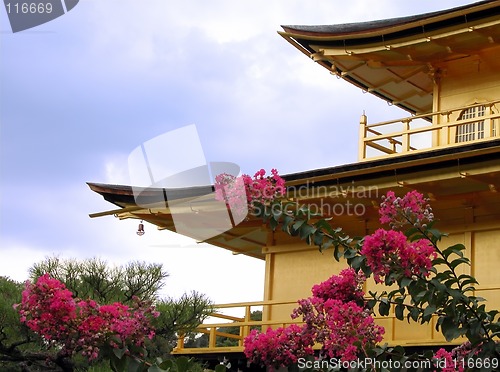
89 0 500 358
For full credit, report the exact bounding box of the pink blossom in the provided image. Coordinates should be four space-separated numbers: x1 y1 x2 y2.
361 229 436 283
310 268 365 304
380 190 434 228
243 324 314 370
293 298 384 361
214 169 285 216
433 347 468 372
16 274 157 361
245 270 384 368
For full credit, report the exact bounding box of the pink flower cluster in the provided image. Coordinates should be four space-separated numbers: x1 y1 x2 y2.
311 267 365 304
434 348 464 372
292 270 384 362
214 173 248 221
242 169 285 205
380 190 434 229
434 343 471 372
433 342 486 372
215 169 285 213
243 324 314 370
294 299 384 361
361 229 436 283
16 274 158 360
244 269 384 368
18 274 76 342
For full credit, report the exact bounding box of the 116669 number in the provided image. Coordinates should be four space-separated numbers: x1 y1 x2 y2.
5 2 53 14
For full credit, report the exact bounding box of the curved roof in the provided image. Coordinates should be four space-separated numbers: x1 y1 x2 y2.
279 0 500 115
88 139 500 259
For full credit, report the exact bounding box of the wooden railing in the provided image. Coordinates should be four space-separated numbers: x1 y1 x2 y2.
172 300 300 354
359 100 500 160
171 298 466 355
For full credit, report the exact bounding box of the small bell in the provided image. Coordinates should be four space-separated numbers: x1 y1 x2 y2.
137 220 145 236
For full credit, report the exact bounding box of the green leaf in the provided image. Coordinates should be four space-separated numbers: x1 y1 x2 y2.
378 301 390 316
299 224 315 240
349 255 364 270
321 238 333 252
427 228 444 242
432 257 446 266
281 215 293 232
313 231 324 246
440 318 462 341
158 360 174 370
272 208 282 221
446 287 465 301
423 305 436 319
214 366 227 372
441 243 466 259
395 304 404 320
110 353 128 372
409 307 420 322
269 217 278 230
113 347 128 359
128 358 146 372
458 274 478 286
399 277 412 288
449 257 470 269
404 227 420 239
366 299 377 310
175 357 191 372
292 219 305 231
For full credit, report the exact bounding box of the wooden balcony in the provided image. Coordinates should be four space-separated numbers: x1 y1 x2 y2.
172 297 468 355
359 100 500 161
172 300 300 355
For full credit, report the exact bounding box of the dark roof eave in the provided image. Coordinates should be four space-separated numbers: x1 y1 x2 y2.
88 140 500 204
281 0 498 40
283 139 500 186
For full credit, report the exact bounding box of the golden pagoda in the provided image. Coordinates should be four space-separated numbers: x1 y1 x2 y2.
89 0 500 355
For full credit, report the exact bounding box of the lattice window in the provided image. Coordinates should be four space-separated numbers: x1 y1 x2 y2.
456 105 486 143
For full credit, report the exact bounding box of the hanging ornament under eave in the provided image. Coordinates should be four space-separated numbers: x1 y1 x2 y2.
137 220 145 236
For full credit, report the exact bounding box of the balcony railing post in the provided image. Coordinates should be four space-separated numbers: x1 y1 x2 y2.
359 113 368 160
485 104 493 138
239 305 251 346
175 333 185 352
209 328 217 349
401 119 410 152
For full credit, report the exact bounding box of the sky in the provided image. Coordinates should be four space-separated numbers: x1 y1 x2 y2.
0 0 476 305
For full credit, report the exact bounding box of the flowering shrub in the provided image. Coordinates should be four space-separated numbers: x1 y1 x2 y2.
214 169 285 216
245 268 383 368
16 274 158 361
251 186 500 371
18 274 76 342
